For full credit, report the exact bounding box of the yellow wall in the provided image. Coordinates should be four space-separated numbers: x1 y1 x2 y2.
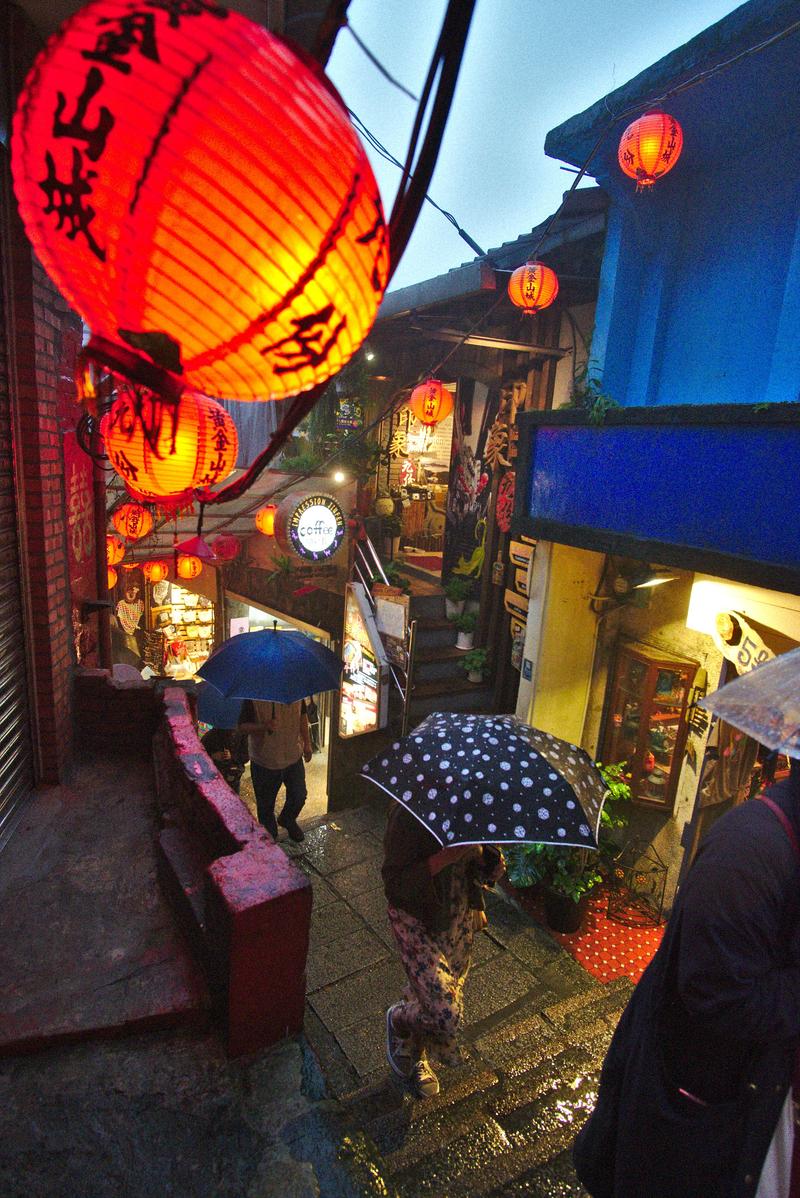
528 542 605 745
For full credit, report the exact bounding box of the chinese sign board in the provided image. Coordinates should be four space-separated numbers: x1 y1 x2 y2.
339 583 389 738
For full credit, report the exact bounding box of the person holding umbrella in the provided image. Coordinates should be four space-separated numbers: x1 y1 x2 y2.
363 711 608 1100
238 698 312 842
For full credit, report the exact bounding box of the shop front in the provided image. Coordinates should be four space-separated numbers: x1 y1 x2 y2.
513 405 800 904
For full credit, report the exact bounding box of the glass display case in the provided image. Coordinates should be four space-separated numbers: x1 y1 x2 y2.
601 641 697 810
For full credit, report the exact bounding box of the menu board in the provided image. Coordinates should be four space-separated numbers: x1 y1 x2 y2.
372 584 410 667
339 583 389 738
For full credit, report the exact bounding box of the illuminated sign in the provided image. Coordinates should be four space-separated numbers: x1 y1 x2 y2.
277 493 346 561
339 583 389 738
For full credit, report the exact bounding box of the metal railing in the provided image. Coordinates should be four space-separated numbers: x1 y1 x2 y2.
351 531 417 736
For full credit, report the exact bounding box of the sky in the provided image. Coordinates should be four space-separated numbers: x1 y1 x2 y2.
327 0 745 292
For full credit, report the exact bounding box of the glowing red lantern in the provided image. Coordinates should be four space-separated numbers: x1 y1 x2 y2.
507 262 559 315
102 390 238 503
11 0 389 405
107 566 117 590
106 534 125 566
142 560 169 584
255 505 278 537
211 534 241 562
408 380 454 427
177 554 202 581
618 111 683 189
112 502 153 542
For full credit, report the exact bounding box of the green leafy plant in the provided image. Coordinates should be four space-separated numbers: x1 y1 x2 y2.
453 611 477 633
382 514 402 538
564 360 620 425
444 574 472 603
372 561 411 594
505 760 632 900
266 553 294 585
462 646 488 676
283 449 323 475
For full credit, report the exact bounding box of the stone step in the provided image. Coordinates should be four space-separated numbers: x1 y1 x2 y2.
412 617 457 651
413 645 473 683
408 678 494 718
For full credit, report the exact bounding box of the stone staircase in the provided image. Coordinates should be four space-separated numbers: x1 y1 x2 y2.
408 589 494 721
327 975 631 1198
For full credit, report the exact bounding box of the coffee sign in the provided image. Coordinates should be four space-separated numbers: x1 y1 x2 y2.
276 493 346 561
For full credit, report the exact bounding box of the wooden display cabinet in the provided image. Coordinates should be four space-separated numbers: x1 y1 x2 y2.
601 641 697 810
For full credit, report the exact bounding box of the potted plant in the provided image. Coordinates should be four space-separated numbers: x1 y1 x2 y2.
444 574 471 618
503 761 632 934
372 561 411 595
453 610 477 650
462 646 488 682
382 514 402 559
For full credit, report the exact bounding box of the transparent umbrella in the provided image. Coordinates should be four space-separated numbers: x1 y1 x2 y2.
699 647 800 758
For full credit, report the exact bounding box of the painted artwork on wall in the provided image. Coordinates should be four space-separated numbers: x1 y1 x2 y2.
443 380 497 582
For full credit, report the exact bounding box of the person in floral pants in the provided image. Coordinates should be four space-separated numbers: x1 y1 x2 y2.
382 801 504 1098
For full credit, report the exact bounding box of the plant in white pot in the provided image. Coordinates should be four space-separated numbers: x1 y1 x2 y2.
462 646 488 683
444 574 471 619
453 610 477 650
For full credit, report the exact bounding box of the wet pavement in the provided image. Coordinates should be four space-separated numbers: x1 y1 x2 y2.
0 755 628 1196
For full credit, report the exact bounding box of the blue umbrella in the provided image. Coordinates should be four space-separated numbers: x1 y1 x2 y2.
196 681 244 730
197 629 342 703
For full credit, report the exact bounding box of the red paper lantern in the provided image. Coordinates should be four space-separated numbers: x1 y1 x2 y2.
142 560 169 583
107 566 117 590
507 262 559 315
105 533 125 565
11 0 389 404
211 534 241 562
255 505 278 537
177 554 202 581
102 389 238 502
112 502 153 541
408 380 454 427
618 111 683 189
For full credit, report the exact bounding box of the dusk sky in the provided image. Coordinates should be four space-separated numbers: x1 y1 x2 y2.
328 0 745 292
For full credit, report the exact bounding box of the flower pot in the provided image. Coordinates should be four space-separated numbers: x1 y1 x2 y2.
445 598 465 619
543 886 589 934
467 669 484 684
456 631 474 651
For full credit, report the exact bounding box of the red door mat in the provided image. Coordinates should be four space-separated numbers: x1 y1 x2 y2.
505 885 665 985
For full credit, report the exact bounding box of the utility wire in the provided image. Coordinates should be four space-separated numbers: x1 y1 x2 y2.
344 22 418 102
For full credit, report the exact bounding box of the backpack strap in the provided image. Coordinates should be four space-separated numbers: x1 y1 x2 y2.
756 794 800 864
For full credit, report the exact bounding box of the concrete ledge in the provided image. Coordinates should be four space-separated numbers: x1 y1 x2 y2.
153 688 312 1057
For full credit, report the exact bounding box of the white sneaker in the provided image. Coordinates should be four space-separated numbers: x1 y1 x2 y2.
412 1056 440 1099
386 1005 414 1080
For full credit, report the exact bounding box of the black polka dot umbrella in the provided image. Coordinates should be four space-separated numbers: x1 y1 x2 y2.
361 712 608 847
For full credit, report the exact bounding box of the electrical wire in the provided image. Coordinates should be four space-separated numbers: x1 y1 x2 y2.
344 22 418 102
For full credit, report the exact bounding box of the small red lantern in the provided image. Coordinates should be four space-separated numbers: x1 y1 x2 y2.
255 505 278 537
142 560 169 584
106 533 125 566
11 0 389 405
107 566 117 590
112 502 153 542
211 534 241 562
618 111 683 189
102 390 238 503
177 554 203 581
408 380 454 427
507 262 559 315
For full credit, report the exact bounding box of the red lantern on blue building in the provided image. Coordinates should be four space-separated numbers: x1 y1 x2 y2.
618 111 684 189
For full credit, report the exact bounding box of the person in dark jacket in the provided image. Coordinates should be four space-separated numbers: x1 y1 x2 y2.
382 801 504 1099
574 761 800 1198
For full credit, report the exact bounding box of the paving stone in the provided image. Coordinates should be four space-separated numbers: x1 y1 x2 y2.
308 958 408 1035
473 1011 558 1074
330 1011 390 1078
310 898 366 945
306 927 390 993
347 886 396 949
299 825 381 876
465 955 541 1026
302 1006 359 1102
326 853 384 900
299 868 340 911
534 955 595 1000
471 928 505 967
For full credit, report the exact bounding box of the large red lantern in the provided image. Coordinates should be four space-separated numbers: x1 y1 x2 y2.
107 566 117 590
102 389 238 503
105 533 125 565
177 554 202 581
211 534 241 562
408 380 454 427
618 111 683 189
11 0 389 406
112 502 153 541
142 560 169 584
255 505 278 537
507 262 559 315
